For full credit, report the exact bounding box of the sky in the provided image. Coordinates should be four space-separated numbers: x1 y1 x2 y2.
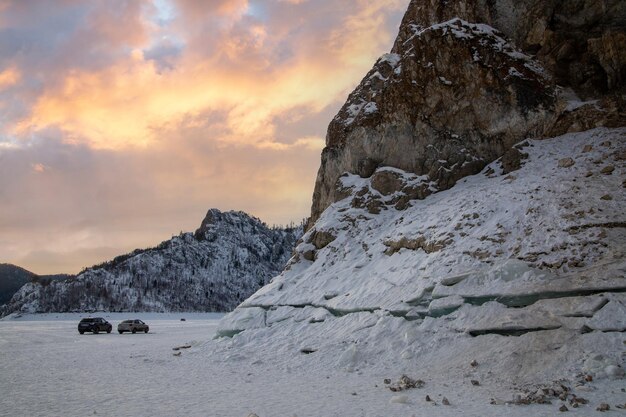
0 0 408 275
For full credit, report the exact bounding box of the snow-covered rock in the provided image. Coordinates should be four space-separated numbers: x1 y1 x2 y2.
310 0 625 226
1 210 301 315
216 127 626 387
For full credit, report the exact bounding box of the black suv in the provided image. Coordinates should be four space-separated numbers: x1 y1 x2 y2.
78 317 112 334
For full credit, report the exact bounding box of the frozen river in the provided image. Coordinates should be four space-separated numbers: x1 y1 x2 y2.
1 313 620 417
0 313 226 417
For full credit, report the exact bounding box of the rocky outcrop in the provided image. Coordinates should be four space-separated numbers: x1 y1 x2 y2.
398 0 626 96
1 210 301 315
309 0 625 225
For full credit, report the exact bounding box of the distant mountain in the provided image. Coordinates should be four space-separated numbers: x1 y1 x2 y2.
0 264 70 306
1 209 301 315
0 264 35 306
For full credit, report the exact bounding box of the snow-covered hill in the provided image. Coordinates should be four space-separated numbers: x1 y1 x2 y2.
1 210 301 315
0 264 70 306
214 127 625 408
0 264 35 306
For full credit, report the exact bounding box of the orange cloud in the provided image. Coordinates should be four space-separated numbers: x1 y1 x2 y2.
0 0 409 273
0 67 20 89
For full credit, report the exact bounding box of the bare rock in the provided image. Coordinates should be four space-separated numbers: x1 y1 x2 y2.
370 170 405 196
502 147 529 174
309 14 556 224
357 157 379 178
600 165 615 175
597 403 610 412
388 375 425 392
558 158 575 168
310 230 336 250
442 397 450 406
302 250 315 262
383 236 449 255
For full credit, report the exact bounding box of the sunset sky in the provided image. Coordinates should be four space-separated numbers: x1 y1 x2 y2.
0 0 408 274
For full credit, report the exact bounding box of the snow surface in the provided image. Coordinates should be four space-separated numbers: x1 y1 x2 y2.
1 313 624 417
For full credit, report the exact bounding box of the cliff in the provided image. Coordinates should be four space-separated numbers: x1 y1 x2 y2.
310 0 625 225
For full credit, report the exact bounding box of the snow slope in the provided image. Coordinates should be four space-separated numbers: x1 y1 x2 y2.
1 210 301 315
211 127 625 413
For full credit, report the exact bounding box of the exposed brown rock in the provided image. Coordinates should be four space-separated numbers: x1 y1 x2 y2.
558 157 575 168
600 165 615 175
388 375 425 392
308 15 557 225
384 236 450 255
370 170 406 196
502 147 529 174
308 0 625 226
400 0 626 97
310 230 336 250
302 250 315 262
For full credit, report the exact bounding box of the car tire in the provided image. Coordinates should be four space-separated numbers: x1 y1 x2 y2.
79 331 84 334
144 328 148 333
118 330 123 334
132 328 136 334
107 328 111 334
93 328 99 334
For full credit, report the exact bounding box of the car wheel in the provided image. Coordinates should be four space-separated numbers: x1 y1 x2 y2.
132 328 136 334
93 328 99 334
79 331 84 334
118 330 123 334
144 328 148 333
106 328 111 334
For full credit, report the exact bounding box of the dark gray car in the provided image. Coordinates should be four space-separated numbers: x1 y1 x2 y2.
78 317 112 334
117 319 149 334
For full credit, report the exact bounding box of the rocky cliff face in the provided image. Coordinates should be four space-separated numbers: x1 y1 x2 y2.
310 0 625 224
1 210 300 315
398 0 626 96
